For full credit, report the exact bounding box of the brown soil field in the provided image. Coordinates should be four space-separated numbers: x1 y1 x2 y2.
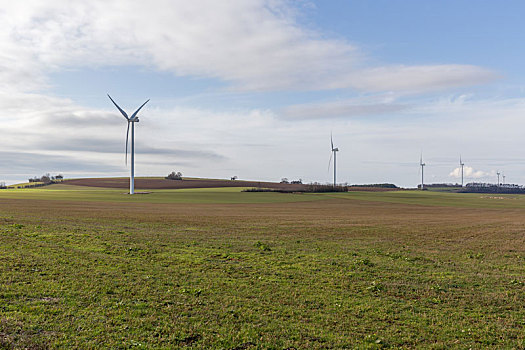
63 177 308 190
2 196 523 265
62 178 400 192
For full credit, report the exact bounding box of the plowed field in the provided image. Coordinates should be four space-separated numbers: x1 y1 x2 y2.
63 177 307 190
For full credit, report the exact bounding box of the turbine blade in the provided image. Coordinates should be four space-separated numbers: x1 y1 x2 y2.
131 99 150 119
125 121 130 165
108 94 129 120
328 151 333 172
330 133 334 150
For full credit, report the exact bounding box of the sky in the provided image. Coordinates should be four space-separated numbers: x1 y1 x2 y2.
2 0 525 187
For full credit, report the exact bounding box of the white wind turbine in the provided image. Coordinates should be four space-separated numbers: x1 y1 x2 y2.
419 153 425 190
108 94 150 195
459 155 465 187
328 134 339 186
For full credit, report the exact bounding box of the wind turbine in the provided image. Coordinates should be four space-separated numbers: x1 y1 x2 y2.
419 154 425 190
460 155 465 187
328 134 339 186
108 94 150 195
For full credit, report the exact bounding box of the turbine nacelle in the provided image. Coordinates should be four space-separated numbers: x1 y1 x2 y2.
130 117 140 123
332 147 339 152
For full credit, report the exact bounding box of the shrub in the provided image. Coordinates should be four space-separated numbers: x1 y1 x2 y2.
243 183 347 193
166 171 183 180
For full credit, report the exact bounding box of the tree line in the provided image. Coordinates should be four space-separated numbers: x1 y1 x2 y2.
28 173 64 183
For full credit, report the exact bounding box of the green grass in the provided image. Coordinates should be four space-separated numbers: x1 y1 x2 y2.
1 186 525 348
425 186 462 192
328 190 525 209
7 181 46 189
0 184 324 204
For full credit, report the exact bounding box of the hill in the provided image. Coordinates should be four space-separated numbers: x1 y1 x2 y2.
62 177 307 190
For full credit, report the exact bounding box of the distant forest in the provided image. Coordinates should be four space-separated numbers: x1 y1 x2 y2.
460 183 525 194
416 183 525 194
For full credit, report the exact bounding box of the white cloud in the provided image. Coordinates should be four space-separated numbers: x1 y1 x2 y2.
3 88 525 187
351 65 496 93
449 166 486 179
281 96 407 120
0 0 494 93
0 1 520 187
0 91 230 179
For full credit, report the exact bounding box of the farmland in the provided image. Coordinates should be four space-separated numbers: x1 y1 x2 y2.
1 184 524 348
61 177 308 191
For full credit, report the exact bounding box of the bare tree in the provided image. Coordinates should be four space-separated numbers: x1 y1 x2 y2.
40 174 51 184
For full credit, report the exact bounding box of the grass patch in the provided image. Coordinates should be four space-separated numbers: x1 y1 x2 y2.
326 190 525 209
0 185 324 204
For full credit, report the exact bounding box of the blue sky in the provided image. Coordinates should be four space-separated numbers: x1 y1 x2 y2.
2 1 525 186
314 1 524 66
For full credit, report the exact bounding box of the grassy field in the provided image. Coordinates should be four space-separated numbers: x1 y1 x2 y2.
1 185 524 348
328 190 525 209
7 182 46 189
0 185 324 204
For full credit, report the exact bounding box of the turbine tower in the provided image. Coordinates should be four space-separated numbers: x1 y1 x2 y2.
496 170 501 187
108 94 150 195
328 134 339 186
460 155 465 187
419 154 425 190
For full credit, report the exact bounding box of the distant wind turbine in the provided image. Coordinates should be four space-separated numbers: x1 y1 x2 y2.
108 94 150 195
460 155 465 187
328 133 339 186
419 153 425 190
